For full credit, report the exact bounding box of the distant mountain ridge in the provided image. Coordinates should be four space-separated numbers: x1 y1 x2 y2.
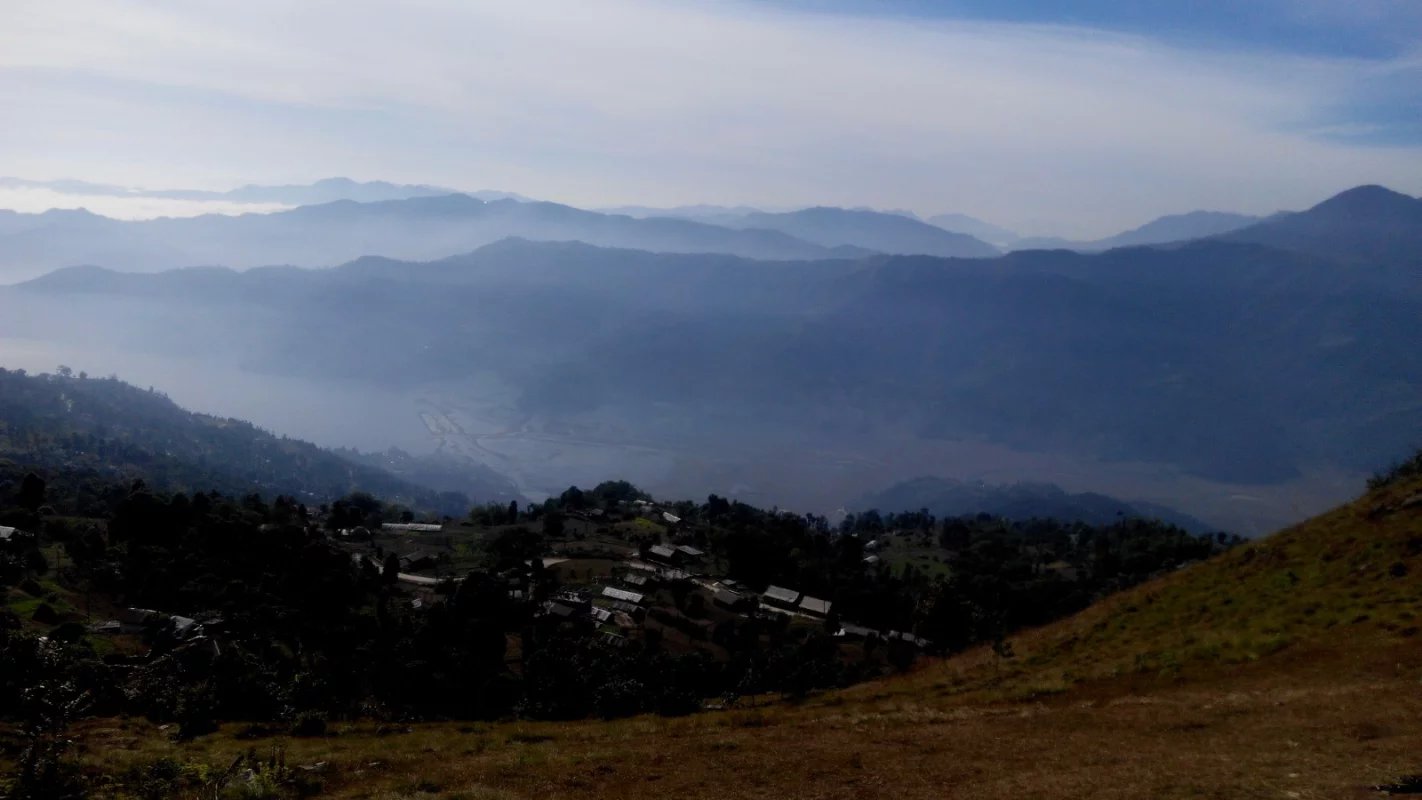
703 206 1000 258
926 213 1022 247
0 194 874 280
0 175 528 205
5 184 1418 532
1217 184 1422 265
1006 210 1264 252
855 476 1217 533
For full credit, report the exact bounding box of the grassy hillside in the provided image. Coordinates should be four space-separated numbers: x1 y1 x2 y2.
49 468 1422 797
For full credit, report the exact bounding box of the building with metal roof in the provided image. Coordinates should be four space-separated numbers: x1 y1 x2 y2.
761 585 802 608
798 595 832 617
602 586 645 604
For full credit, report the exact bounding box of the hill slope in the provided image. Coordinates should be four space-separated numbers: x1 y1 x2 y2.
1009 209 1262 251
63 464 1422 798
1218 184 1422 265
709 206 1000 257
0 368 517 512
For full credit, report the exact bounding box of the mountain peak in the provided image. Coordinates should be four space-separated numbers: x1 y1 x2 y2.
1309 184 1419 218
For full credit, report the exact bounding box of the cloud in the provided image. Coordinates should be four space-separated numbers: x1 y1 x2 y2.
1 0 1419 236
0 187 289 219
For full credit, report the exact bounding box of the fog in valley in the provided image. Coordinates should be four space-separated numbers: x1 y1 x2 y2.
5 189 1414 537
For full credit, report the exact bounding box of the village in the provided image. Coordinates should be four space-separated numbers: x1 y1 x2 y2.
336 497 932 663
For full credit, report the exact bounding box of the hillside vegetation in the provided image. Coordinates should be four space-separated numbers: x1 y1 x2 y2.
24 456 1422 798
0 368 480 514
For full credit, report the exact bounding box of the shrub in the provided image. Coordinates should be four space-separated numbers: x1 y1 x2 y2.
1368 448 1422 490
290 710 328 738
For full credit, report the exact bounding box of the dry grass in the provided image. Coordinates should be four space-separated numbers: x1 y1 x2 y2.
45 475 1422 797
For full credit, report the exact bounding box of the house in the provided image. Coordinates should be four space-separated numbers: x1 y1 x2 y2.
713 588 744 610
545 602 580 619
553 590 591 609
886 631 930 648
602 586 645 604
589 606 614 624
170 615 200 637
622 574 651 589
836 623 877 639
647 544 680 564
607 600 642 616
761 585 802 610
863 555 881 566
662 511 682 525
0 526 34 545
675 544 705 562
399 551 436 571
798 595 832 617
114 608 203 639
382 523 443 533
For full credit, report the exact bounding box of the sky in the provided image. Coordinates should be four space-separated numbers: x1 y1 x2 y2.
1 0 1420 237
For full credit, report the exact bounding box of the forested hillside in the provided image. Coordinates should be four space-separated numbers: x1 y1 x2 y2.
0 368 480 515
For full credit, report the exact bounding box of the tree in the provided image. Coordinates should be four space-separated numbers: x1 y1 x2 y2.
559 486 586 510
17 473 46 513
507 500 519 524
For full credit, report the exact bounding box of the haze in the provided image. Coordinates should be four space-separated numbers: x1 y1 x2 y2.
4 0 1420 237
1 1 1420 538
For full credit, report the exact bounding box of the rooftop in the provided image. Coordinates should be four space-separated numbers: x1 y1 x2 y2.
762 585 801 605
602 586 645 604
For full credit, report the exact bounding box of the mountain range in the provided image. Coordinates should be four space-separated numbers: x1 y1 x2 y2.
6 184 1418 532
672 206 1000 258
999 210 1264 251
0 194 885 280
0 175 528 206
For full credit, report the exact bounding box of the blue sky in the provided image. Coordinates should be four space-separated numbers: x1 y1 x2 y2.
780 0 1422 145
1 0 1419 236
777 0 1422 58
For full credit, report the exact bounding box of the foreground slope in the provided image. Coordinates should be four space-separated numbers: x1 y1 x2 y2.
68 468 1422 798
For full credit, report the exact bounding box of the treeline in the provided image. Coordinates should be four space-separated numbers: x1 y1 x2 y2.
0 480 859 738
0 471 1242 753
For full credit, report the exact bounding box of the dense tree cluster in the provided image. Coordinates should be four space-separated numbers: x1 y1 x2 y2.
0 472 1238 742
